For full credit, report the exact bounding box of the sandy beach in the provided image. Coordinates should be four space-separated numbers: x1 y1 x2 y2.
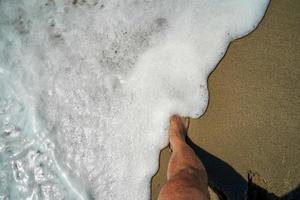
152 0 300 199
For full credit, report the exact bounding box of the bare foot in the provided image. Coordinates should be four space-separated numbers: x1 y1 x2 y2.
168 115 189 152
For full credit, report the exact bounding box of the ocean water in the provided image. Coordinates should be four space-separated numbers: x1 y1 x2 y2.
0 0 269 199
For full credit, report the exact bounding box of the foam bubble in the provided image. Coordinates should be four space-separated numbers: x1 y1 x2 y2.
0 0 269 199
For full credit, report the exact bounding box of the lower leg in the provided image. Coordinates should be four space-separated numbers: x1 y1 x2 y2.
158 115 209 200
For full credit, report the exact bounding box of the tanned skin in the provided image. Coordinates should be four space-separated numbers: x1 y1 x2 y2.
158 115 210 200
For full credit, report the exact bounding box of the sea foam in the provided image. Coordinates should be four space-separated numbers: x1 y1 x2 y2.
0 0 268 199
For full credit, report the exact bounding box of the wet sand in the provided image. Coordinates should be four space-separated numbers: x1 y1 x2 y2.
152 0 300 199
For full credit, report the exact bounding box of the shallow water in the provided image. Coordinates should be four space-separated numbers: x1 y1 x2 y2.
0 0 268 199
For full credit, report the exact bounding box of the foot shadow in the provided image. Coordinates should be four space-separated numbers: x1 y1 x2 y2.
186 136 299 200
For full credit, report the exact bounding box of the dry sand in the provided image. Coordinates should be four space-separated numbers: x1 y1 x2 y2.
151 0 300 199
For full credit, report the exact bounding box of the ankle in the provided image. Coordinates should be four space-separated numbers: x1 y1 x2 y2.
170 138 187 152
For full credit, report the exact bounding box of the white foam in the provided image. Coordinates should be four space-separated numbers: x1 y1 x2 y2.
0 0 269 199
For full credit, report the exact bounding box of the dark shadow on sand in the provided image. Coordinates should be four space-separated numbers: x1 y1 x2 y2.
186 136 300 200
